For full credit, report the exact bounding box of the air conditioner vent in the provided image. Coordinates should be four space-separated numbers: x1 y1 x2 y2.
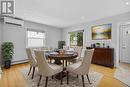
3 16 24 26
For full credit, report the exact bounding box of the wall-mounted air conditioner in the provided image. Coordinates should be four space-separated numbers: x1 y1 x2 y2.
3 16 24 26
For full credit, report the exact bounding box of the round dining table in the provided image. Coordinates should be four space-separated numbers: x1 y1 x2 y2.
48 51 78 66
48 51 78 80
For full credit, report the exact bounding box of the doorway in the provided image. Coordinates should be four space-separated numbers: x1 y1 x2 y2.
119 23 130 63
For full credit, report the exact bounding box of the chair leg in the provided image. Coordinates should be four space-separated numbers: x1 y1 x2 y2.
86 74 91 84
50 59 52 63
51 75 54 79
77 74 78 78
65 60 67 67
31 67 35 79
28 66 32 75
81 75 85 87
63 60 64 67
60 72 63 85
37 75 42 86
67 71 69 85
45 77 48 87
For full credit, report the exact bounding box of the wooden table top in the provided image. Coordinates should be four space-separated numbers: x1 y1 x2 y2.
48 52 78 60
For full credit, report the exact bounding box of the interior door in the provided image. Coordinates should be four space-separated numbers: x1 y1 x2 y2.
120 24 130 63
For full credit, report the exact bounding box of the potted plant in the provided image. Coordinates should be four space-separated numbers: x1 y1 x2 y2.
1 42 14 69
96 43 100 48
58 41 65 49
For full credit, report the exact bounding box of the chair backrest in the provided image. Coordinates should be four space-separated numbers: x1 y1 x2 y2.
63 46 69 50
74 46 82 58
26 48 37 66
34 50 54 76
31 47 44 51
75 49 94 75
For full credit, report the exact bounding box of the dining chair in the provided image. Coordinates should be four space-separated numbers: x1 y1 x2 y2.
66 49 94 87
63 46 69 50
26 48 37 79
68 46 82 63
34 50 63 87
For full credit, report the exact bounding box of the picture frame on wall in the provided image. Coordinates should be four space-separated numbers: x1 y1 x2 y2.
91 23 112 40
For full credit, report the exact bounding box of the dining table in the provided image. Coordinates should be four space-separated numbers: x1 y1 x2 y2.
48 51 78 80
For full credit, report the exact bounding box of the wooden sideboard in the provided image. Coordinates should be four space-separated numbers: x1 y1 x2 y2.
92 48 114 68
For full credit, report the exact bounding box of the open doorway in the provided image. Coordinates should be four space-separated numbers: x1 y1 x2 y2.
114 24 130 86
119 23 130 64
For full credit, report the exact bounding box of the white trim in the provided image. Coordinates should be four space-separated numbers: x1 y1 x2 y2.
0 59 29 68
11 59 29 65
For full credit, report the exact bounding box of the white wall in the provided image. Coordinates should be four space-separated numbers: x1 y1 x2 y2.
24 21 62 48
2 24 27 63
62 12 130 67
0 20 62 64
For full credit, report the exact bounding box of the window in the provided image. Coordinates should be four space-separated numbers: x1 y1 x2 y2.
27 30 45 47
69 30 83 46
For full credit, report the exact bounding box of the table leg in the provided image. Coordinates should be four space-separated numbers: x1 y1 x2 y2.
54 59 62 65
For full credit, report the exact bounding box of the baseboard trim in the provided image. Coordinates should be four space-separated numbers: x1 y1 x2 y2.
11 59 29 65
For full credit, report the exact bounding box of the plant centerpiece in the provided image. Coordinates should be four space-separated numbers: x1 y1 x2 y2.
1 42 14 69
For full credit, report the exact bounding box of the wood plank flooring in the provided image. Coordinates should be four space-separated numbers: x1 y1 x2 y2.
0 63 128 87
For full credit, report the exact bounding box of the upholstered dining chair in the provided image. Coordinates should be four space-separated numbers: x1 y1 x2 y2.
63 46 69 50
68 46 82 63
26 48 37 79
34 50 63 87
66 49 94 87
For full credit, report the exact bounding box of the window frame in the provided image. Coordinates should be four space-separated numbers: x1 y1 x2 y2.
26 29 46 48
69 30 84 47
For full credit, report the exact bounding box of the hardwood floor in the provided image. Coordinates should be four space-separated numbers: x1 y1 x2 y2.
0 63 128 87
91 64 128 87
0 63 28 87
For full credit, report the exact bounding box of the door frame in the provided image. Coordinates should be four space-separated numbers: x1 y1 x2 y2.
117 21 130 66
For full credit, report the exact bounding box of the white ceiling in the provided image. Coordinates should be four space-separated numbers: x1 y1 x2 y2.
15 0 130 28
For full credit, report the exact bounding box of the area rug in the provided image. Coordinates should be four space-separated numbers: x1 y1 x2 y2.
20 68 103 87
114 67 130 86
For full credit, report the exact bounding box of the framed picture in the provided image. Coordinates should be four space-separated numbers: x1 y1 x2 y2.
92 23 112 40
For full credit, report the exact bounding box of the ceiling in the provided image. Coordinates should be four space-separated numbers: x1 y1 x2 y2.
14 0 130 28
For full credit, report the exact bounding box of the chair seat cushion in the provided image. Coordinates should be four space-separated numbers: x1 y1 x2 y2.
49 64 63 74
66 61 82 73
